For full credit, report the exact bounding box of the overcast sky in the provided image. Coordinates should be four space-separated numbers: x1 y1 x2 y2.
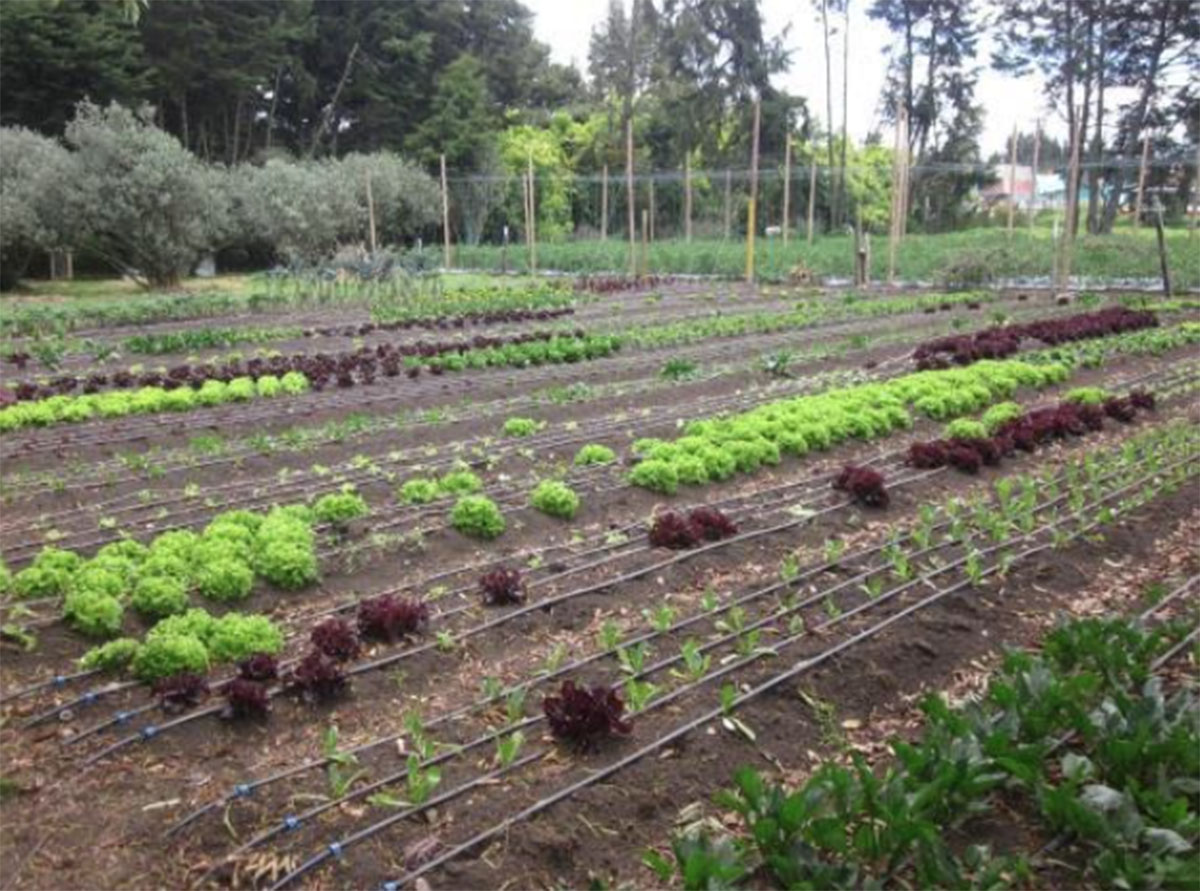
526 0 1063 157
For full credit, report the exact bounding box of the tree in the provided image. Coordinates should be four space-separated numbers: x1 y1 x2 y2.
871 0 982 229
0 0 150 135
0 127 75 289
62 101 231 286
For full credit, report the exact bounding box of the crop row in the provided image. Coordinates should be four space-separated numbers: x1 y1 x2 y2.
0 372 311 432
912 306 1158 369
191 420 1199 889
627 358 1071 493
907 388 1157 475
651 613 1196 889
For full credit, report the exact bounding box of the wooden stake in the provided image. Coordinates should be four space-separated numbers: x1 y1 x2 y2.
601 163 609 241
527 152 537 273
723 169 732 240
887 109 905 283
641 208 649 277
1134 132 1150 229
782 134 792 246
1057 113 1083 290
1153 205 1171 297
626 118 635 275
745 97 761 283
438 155 449 267
1029 121 1041 231
684 154 692 243
521 172 531 268
807 155 817 246
365 171 378 253
648 177 656 242
1006 123 1018 238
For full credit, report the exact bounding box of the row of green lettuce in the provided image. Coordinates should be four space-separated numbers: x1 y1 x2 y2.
0 372 310 432
0 490 367 645
627 358 1071 493
0 289 1003 434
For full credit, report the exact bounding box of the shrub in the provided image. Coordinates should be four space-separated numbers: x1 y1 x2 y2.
530 480 580 520
479 567 524 605
438 469 483 495
357 594 429 642
61 102 232 287
574 444 616 466
312 489 368 527
195 559 255 602
132 633 210 682
130 575 189 620
63 589 124 637
311 617 362 662
79 637 140 672
629 459 679 495
502 417 542 437
207 614 284 664
400 477 440 504
544 680 632 748
450 495 506 540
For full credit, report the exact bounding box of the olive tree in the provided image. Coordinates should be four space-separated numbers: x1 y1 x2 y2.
234 152 439 263
63 101 232 287
0 127 74 290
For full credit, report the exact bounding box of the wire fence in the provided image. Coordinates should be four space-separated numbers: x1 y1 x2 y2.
431 154 1200 288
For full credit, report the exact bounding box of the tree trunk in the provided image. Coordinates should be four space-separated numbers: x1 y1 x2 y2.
309 41 360 158
1086 0 1105 234
821 0 837 226
266 67 281 151
180 91 189 152
1099 2 1170 233
838 0 850 228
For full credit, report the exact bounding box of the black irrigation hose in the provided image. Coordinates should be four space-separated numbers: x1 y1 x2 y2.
0 358 868 559
172 435 1193 850
6 450 885 715
9 363 1193 723
272 454 1195 891
364 457 1200 891
0 294 1066 461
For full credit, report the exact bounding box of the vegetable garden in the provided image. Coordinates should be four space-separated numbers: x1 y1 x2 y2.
0 276 1197 891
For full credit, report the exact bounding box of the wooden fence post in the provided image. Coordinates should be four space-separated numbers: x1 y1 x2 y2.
724 168 732 240
366 171 378 253
601 163 609 241
438 155 449 267
527 153 537 274
807 156 817 246
745 97 761 283
684 154 692 243
1029 121 1041 232
782 133 792 246
626 118 636 276
1006 123 1018 238
1134 132 1150 229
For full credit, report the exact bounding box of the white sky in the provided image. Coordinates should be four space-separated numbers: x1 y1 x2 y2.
527 0 1060 157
